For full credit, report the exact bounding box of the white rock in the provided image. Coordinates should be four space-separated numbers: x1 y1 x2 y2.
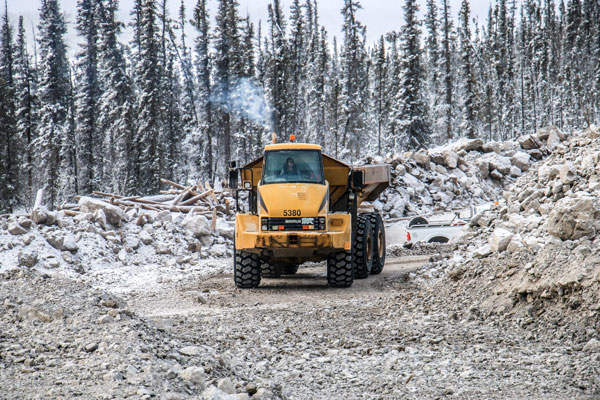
217 378 236 395
8 222 28 235
181 366 207 387
395 164 406 175
79 196 126 227
62 236 78 253
443 150 459 169
583 338 600 353
412 149 430 166
589 175 600 191
489 228 514 252
547 196 600 240
558 162 577 185
474 244 492 258
179 346 202 356
482 153 512 175
538 165 559 183
140 230 153 245
182 214 212 238
252 388 275 400
451 138 483 152
156 211 172 224
518 134 542 150
509 166 522 178
201 386 239 400
510 151 531 171
18 250 38 268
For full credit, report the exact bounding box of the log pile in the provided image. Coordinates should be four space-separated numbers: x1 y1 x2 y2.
56 179 234 224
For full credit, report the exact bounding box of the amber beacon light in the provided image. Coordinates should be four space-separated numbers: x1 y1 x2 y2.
289 134 296 142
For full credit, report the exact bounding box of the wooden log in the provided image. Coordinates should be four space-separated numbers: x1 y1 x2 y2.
179 190 213 206
205 182 218 203
161 178 186 190
92 191 124 199
33 188 44 210
63 210 81 216
211 207 217 231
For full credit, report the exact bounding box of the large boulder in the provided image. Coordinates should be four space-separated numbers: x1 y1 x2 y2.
79 197 126 227
489 228 513 252
412 149 430 166
442 150 459 169
510 151 531 171
182 214 212 238
482 153 512 175
451 138 484 153
547 196 600 240
518 134 542 150
558 162 577 185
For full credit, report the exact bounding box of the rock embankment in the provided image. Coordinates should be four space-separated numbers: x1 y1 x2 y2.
424 126 600 344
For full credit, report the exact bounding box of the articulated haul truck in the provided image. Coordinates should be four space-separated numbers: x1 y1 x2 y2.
229 137 391 288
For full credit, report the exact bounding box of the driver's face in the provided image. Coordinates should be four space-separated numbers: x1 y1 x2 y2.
287 160 294 167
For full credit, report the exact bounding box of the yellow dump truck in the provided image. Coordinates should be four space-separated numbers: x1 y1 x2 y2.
228 138 390 288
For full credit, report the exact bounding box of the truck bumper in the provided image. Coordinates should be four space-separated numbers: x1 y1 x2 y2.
234 214 351 256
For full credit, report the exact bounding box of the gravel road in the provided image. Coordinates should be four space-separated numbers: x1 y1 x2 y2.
124 256 599 400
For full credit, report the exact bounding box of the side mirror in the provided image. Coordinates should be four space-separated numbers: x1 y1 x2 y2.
351 170 364 190
229 168 239 189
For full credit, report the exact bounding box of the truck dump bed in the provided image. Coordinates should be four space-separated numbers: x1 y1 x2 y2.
241 151 390 211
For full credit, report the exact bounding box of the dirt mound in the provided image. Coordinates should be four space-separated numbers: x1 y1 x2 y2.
425 126 600 342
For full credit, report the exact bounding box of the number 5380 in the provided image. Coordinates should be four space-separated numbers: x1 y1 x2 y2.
283 209 301 216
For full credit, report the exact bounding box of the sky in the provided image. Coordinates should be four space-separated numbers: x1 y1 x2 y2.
7 0 494 52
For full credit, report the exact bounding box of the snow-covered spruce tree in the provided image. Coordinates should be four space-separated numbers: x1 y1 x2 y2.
97 0 136 194
14 16 38 204
177 0 198 144
423 0 443 144
156 1 184 182
306 26 329 148
0 5 17 211
37 0 72 208
192 0 213 181
391 0 430 151
328 36 341 157
340 0 368 160
134 0 162 194
287 0 306 137
75 0 101 194
439 0 456 142
371 35 388 156
213 0 242 176
266 0 289 141
458 0 477 139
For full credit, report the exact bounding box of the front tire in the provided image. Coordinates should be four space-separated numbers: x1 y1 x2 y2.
327 250 353 288
234 250 261 288
353 214 374 279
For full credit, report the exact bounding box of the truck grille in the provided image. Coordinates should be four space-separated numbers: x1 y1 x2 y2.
262 217 326 231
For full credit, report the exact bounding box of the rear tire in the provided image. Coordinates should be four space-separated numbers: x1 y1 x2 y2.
368 213 386 275
327 250 353 288
234 250 261 288
353 214 374 279
260 260 280 278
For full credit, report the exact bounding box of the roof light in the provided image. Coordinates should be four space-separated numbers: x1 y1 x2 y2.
290 134 296 142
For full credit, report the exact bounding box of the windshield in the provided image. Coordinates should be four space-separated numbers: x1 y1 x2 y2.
263 150 324 184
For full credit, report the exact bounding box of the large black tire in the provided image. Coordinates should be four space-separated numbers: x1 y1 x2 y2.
368 213 386 275
327 250 353 288
234 250 261 288
261 260 281 278
353 214 374 279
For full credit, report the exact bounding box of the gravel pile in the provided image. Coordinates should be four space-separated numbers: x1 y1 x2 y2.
0 269 279 399
422 125 600 343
